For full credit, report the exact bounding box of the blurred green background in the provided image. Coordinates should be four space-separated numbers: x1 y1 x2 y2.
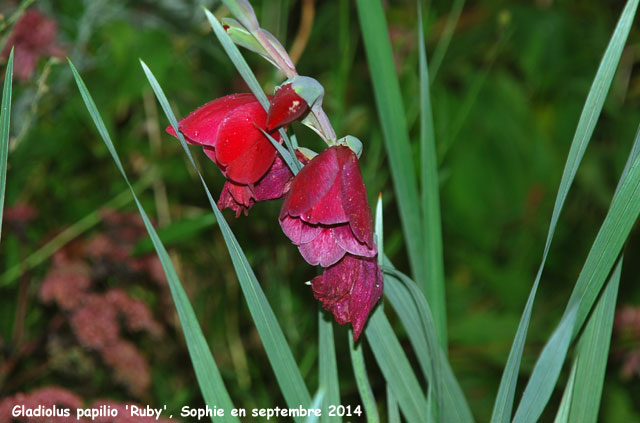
1 0 640 421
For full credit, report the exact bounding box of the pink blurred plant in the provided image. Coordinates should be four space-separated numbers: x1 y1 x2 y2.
1 9 64 81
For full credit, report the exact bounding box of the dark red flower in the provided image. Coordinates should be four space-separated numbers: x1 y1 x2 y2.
279 145 376 267
312 254 383 340
266 83 310 130
2 9 64 81
167 93 294 215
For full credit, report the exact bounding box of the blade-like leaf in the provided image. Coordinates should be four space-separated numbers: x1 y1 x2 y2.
140 61 312 417
567 258 621 423
319 310 340 423
355 0 440 344
513 127 640 422
365 308 428 423
491 1 639 421
0 48 13 243
418 0 447 347
553 360 578 423
428 0 466 82
382 264 474 423
68 59 238 423
561 122 640 423
387 384 400 423
348 333 380 423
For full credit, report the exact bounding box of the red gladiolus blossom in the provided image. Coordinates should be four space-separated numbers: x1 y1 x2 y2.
266 83 310 131
166 93 290 216
312 254 383 340
280 145 382 338
280 145 376 267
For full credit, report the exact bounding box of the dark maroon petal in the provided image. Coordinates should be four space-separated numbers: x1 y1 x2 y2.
217 181 255 217
280 215 322 245
338 146 374 247
332 225 377 258
298 228 346 267
280 147 340 220
302 174 348 225
165 93 255 146
312 254 383 340
252 155 294 201
266 83 310 130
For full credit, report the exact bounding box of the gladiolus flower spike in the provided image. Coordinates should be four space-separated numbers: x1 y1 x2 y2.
280 146 383 340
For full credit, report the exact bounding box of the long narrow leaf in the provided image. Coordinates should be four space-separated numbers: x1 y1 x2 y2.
365 308 428 423
355 0 435 339
513 126 640 422
140 61 312 417
0 48 13 243
387 384 400 423
553 360 578 423
491 1 639 420
319 310 340 423
567 258 621 423
348 334 380 423
418 0 447 347
68 60 238 423
561 122 640 423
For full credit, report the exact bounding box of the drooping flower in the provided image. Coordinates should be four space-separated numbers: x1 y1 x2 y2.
312 254 383 340
166 93 295 215
266 83 310 130
279 145 376 267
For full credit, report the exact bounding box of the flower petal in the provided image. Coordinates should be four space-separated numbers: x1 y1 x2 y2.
215 101 278 184
217 181 254 217
280 216 322 245
338 146 374 247
297 228 346 267
252 155 294 201
280 147 339 220
266 83 310 130
311 254 383 340
332 225 376 258
166 93 255 146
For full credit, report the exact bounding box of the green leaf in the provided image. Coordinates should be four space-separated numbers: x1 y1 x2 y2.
132 213 217 255
319 310 340 423
355 0 437 342
554 360 578 423
418 0 447 347
491 1 639 421
387 384 400 423
348 333 380 423
566 258 621 423
513 121 640 422
68 59 238 423
428 0 466 82
382 264 474 423
140 60 312 418
365 308 428 423
0 48 13 243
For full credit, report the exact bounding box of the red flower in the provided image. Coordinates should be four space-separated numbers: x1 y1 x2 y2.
167 93 291 215
266 83 310 131
312 254 383 340
279 145 376 266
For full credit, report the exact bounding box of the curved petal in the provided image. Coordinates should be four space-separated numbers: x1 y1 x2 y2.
297 228 346 267
281 147 339 219
338 146 374 247
215 101 278 184
332 225 376 258
167 94 255 147
280 215 321 245
252 155 294 201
